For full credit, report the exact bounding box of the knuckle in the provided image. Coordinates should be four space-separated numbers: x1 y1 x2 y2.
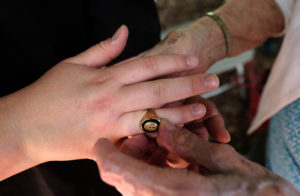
169 55 186 68
185 76 203 93
96 40 109 51
211 144 235 163
142 57 160 73
165 30 182 44
151 82 166 99
96 69 112 83
96 41 115 61
173 130 197 149
223 144 235 153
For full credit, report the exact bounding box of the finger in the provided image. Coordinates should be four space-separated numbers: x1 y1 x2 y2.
111 55 199 85
157 120 270 177
184 96 219 119
163 100 183 108
119 134 155 160
156 103 206 124
65 25 128 67
117 104 207 138
185 96 231 143
93 139 210 196
121 73 219 111
205 115 231 143
188 124 209 140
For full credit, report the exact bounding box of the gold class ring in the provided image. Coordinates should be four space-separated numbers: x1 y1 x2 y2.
140 109 161 133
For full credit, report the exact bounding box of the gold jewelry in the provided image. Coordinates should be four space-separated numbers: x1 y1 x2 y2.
205 11 232 57
140 109 161 133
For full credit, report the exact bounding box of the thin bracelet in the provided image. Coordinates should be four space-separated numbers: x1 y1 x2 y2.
205 11 232 57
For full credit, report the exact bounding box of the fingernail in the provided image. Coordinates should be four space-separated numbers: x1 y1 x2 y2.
186 56 199 67
204 74 219 88
191 104 205 115
112 25 125 43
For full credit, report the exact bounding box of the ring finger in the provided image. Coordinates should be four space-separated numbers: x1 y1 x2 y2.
117 103 207 138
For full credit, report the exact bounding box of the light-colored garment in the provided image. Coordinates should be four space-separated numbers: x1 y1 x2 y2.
248 0 300 134
266 98 300 191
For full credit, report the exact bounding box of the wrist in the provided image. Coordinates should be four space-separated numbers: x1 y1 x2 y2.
214 0 284 56
0 95 38 180
184 16 227 67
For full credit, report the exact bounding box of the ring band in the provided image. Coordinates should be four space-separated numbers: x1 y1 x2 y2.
140 109 161 133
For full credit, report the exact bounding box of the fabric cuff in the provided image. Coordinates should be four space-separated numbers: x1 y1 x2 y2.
273 0 297 36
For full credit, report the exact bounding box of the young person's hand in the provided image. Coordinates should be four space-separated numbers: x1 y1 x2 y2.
0 26 219 180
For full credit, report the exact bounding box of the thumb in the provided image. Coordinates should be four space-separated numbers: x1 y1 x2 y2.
66 25 129 67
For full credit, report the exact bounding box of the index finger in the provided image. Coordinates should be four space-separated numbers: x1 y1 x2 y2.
111 55 199 85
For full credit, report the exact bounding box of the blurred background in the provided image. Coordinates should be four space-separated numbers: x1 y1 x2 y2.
157 0 283 163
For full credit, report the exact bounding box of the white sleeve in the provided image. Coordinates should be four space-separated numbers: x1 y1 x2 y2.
274 0 297 35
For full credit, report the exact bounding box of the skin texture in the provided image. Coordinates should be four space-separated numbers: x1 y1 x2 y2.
143 0 284 74
93 121 300 196
0 26 222 180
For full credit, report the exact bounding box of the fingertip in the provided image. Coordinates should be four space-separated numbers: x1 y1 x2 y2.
216 130 231 143
66 25 129 68
204 74 219 89
186 56 199 68
223 130 231 143
112 25 129 45
191 103 206 117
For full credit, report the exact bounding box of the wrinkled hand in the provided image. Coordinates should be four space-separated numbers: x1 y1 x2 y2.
141 17 227 76
2 26 220 165
143 29 209 75
93 120 299 196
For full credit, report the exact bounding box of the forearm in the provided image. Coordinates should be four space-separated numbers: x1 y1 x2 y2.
216 0 284 55
0 95 36 181
186 0 284 65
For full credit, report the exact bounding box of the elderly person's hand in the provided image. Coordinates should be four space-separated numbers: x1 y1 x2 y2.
0 26 220 180
93 120 299 196
141 22 222 74
142 0 284 76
